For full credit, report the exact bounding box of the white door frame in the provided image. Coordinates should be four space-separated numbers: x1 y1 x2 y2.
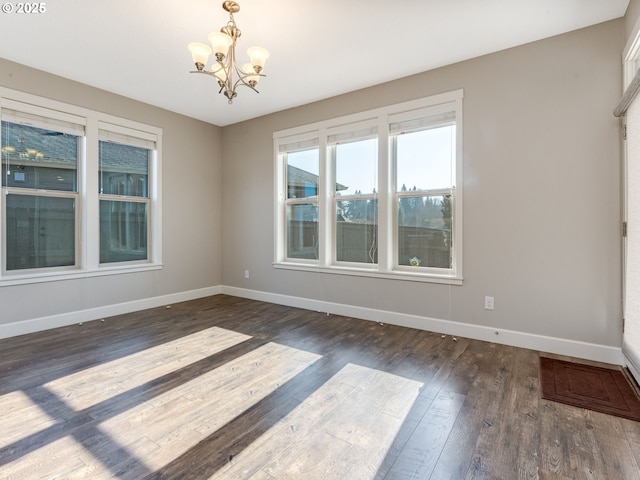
621 18 640 382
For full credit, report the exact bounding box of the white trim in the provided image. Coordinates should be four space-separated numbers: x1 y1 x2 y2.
98 121 159 147
1 98 87 131
0 285 222 340
223 286 623 365
624 16 640 89
0 262 164 287
151 140 162 266
621 52 640 384
0 285 624 365
273 89 463 139
273 261 463 285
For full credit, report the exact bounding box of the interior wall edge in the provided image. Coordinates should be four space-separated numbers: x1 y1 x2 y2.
222 286 624 366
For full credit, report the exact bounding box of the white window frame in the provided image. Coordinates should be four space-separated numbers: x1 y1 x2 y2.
328 120 379 269
0 87 162 285
98 122 157 267
278 134 321 264
1 103 85 275
274 90 463 285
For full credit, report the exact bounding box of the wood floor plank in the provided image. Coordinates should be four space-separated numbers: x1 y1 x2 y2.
1 295 640 479
384 390 466 479
482 348 541 480
428 341 515 479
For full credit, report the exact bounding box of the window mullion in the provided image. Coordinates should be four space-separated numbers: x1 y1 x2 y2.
84 116 99 270
99 193 150 203
317 132 330 267
377 116 391 273
453 96 463 278
397 187 453 199
4 187 78 199
285 196 318 205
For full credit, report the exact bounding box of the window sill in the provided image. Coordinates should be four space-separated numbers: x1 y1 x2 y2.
0 263 163 287
273 261 463 285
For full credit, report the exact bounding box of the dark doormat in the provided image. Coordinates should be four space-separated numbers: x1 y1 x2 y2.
540 356 640 422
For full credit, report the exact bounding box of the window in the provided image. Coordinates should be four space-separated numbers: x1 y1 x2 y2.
1 110 83 272
330 125 378 265
275 91 463 284
282 139 319 261
392 109 456 271
99 127 154 264
0 89 162 283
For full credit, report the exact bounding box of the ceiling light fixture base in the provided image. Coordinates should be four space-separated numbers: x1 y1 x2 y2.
222 1 240 14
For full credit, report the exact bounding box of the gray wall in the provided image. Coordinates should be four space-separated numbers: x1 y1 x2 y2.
0 18 626 352
221 19 625 347
0 59 223 324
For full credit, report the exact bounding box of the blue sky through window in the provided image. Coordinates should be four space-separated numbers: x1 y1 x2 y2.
286 124 455 195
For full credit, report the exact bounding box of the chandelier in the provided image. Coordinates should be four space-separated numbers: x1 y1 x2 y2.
188 1 269 104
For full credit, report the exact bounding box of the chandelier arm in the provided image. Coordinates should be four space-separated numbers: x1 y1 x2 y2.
190 69 266 80
232 63 255 91
232 66 262 93
232 77 259 93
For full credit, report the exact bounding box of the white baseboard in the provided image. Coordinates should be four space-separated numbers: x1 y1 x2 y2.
0 286 222 340
222 286 624 366
1 284 624 366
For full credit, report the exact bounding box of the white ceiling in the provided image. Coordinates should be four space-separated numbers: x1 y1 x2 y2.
0 0 629 126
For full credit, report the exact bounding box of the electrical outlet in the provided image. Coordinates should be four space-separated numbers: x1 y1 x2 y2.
244 269 250 279
484 296 494 310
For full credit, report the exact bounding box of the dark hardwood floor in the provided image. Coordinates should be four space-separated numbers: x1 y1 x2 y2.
1 295 639 479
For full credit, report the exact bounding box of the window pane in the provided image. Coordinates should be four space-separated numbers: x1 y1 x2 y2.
5 194 75 270
398 195 452 268
1 121 78 192
287 149 319 199
396 124 455 192
100 200 148 263
336 199 377 263
335 138 377 195
99 141 149 197
287 203 318 259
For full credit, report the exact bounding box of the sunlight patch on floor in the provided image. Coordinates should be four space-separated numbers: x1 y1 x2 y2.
95 341 322 473
0 390 57 450
43 326 252 410
2 435 109 479
208 363 424 480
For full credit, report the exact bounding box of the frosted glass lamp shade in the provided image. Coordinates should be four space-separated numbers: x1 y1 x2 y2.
209 32 233 57
242 63 260 84
247 46 269 72
188 42 212 67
